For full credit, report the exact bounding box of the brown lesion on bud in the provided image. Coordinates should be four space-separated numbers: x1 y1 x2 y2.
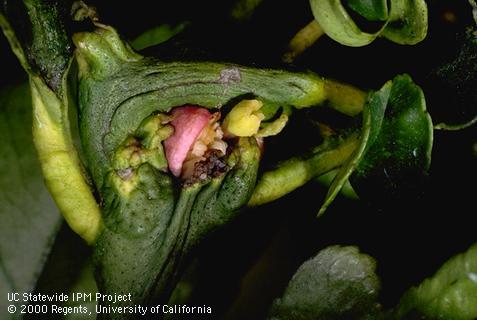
183 149 229 187
180 112 228 180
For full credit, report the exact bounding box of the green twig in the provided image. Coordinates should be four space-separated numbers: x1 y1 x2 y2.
283 20 324 63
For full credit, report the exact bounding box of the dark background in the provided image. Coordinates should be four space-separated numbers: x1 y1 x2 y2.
1 0 476 319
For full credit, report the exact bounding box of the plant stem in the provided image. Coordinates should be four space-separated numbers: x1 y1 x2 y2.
283 20 324 63
248 133 359 206
324 79 367 116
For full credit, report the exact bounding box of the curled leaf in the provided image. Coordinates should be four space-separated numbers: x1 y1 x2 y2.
381 0 428 45
309 0 428 47
347 0 389 21
309 0 381 47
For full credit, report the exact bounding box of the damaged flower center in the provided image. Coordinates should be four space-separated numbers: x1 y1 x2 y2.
112 99 288 190
181 112 227 179
162 99 287 183
163 106 228 182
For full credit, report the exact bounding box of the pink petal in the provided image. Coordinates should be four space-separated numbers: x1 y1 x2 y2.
164 106 211 176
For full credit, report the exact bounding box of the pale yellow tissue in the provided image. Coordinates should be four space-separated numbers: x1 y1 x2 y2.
222 99 264 137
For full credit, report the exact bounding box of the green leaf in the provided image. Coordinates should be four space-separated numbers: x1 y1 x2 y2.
395 244 477 320
309 0 381 47
319 75 432 214
309 0 428 47
0 84 62 320
268 246 382 320
350 74 433 201
381 0 428 45
347 0 389 21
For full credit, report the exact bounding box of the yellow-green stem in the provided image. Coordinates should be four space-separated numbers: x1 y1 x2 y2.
283 20 324 63
248 133 359 206
324 79 367 116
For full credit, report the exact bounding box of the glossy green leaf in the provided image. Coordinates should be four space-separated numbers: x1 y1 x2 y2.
0 84 61 320
268 246 382 320
319 75 432 214
395 244 477 320
350 74 433 201
347 0 388 21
